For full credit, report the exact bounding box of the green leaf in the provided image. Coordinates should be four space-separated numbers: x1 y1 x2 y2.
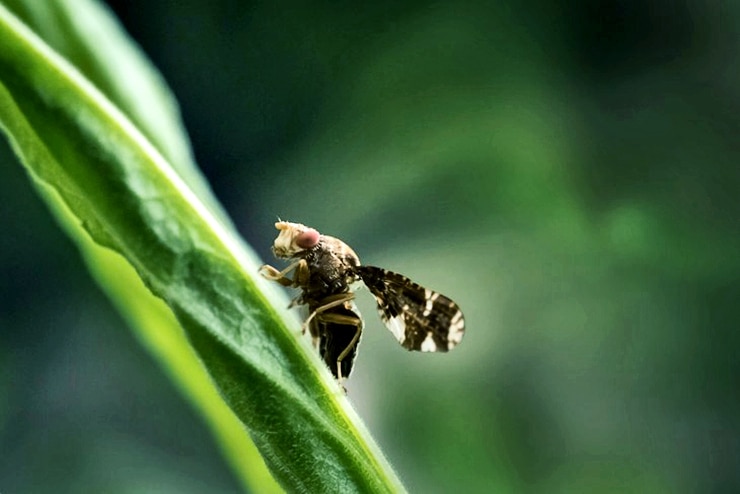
0 2 404 492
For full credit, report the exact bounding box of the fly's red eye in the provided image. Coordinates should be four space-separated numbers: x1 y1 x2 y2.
296 229 320 249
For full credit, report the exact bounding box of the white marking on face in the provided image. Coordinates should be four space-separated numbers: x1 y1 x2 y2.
387 315 406 343
273 221 315 258
420 332 437 352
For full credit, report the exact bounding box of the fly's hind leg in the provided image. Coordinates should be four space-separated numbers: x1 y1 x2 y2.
315 308 363 385
335 317 363 383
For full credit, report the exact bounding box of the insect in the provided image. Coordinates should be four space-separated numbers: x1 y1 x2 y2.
259 221 465 382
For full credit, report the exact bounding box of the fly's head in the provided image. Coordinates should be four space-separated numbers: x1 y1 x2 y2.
271 221 321 259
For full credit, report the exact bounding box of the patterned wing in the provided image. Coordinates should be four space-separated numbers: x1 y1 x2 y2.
357 265 464 352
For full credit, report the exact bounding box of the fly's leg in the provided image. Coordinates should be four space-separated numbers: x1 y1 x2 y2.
259 260 312 309
259 259 308 287
304 292 355 334
312 302 363 386
329 314 363 383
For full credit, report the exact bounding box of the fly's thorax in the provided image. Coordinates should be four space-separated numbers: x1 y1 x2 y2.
317 235 361 269
300 235 361 300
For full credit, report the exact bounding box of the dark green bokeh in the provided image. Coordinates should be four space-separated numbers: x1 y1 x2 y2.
1 1 738 492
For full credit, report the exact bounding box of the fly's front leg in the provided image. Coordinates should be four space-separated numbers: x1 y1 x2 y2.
260 260 312 310
259 259 309 289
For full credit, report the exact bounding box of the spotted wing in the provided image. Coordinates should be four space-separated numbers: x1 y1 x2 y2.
357 265 464 352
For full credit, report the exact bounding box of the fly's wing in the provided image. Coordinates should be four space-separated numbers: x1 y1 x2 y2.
311 302 363 380
357 265 464 352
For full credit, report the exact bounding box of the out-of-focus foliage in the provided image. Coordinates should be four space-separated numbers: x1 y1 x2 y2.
1 0 738 493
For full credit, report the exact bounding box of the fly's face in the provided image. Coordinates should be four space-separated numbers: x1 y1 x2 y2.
271 221 321 259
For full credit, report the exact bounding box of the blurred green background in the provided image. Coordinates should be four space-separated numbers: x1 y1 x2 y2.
1 0 739 492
